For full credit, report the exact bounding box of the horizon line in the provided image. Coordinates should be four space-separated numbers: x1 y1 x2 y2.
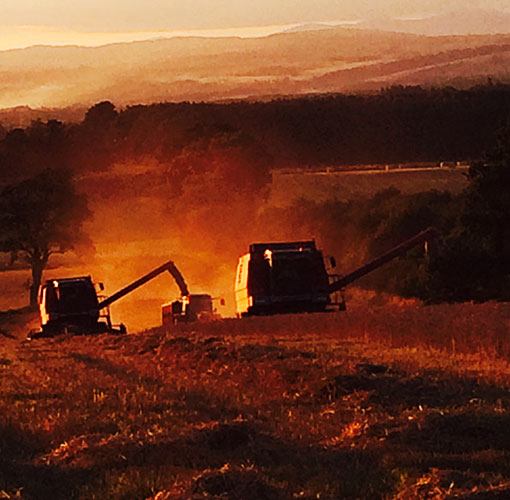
0 21 366 52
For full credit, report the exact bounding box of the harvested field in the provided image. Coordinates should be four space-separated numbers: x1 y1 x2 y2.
1 302 510 499
270 167 468 206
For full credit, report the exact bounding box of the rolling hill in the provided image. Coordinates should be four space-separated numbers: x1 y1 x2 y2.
1 27 510 110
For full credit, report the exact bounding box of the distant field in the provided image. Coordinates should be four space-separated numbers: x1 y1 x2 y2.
270 166 469 205
1 302 510 499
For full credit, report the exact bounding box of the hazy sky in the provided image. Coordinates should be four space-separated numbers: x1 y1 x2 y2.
2 0 510 31
0 0 509 50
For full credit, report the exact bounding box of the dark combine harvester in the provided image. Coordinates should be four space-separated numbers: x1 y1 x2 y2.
30 260 205 339
235 227 438 316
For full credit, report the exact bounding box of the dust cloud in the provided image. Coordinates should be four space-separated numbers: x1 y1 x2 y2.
1 153 440 332
49 159 311 331
78 190 316 330
0 155 381 332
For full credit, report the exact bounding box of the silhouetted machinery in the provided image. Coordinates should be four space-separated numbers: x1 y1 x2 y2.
161 294 223 326
30 259 212 339
234 227 438 316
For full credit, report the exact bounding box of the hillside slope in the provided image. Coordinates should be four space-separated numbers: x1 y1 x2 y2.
1 28 510 108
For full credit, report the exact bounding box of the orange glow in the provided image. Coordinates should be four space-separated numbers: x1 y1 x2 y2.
0 23 300 51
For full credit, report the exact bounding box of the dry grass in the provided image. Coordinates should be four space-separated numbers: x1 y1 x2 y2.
1 302 510 499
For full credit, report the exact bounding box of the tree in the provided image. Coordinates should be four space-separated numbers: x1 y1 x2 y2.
0 169 91 307
425 125 510 302
70 101 119 173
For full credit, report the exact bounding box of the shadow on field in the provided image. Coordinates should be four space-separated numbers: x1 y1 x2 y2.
456 489 510 499
188 465 283 500
382 409 510 498
320 364 510 495
1 419 395 499
0 461 92 500
155 335 318 362
321 364 510 409
86 420 395 499
398 411 510 456
67 352 246 422
68 352 160 385
0 422 47 462
0 307 38 337
0 421 92 500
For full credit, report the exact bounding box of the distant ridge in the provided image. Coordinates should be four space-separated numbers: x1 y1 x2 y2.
0 25 510 109
0 105 86 128
282 23 349 33
362 8 510 35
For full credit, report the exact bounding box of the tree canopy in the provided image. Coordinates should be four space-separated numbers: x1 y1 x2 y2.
2 85 510 187
431 126 510 301
0 168 91 306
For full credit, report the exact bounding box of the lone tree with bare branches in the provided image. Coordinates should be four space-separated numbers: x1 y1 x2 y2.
0 169 91 307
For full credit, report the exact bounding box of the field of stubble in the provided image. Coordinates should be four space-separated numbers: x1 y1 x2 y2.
1 302 510 500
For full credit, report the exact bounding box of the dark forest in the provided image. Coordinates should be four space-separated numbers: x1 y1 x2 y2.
1 84 510 185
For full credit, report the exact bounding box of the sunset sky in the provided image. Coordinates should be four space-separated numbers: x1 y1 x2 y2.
1 0 509 50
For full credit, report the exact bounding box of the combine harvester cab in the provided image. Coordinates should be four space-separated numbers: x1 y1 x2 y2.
37 276 115 336
235 228 438 317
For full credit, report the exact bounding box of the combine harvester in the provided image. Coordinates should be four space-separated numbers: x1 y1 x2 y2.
235 227 438 316
29 260 218 339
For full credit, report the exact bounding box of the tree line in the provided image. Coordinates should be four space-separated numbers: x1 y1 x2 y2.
2 84 510 187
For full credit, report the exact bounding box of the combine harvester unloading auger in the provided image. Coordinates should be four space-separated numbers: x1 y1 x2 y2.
28 259 218 339
235 227 438 316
